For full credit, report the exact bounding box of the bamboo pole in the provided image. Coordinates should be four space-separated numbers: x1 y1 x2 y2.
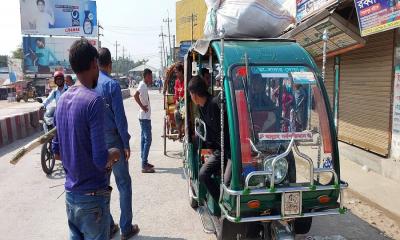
10 128 57 165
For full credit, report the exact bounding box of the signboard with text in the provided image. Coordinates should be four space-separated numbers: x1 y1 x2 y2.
20 0 97 37
354 0 400 37
296 0 337 22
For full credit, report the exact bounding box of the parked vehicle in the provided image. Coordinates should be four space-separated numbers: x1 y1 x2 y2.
16 82 37 102
183 38 348 239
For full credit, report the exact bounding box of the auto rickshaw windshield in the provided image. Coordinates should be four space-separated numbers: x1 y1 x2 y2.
232 65 334 185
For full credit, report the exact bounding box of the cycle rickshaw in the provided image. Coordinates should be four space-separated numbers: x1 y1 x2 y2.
182 38 348 239
163 63 184 155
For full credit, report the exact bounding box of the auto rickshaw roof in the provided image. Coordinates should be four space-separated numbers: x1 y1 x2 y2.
190 38 317 72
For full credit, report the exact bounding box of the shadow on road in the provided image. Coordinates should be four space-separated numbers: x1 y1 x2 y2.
154 167 185 179
134 236 186 240
46 163 65 180
165 151 183 159
0 131 42 159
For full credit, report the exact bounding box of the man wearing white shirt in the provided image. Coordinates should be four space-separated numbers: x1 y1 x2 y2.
134 69 155 173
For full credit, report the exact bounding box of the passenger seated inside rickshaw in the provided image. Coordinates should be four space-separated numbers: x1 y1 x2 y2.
249 74 279 133
174 63 185 140
188 75 232 204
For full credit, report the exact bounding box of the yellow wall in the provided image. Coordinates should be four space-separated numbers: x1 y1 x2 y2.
176 0 207 44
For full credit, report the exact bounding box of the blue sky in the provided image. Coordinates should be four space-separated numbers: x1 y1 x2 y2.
0 0 177 69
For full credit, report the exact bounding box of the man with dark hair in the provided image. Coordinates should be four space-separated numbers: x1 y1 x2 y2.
95 47 139 239
53 39 120 240
188 76 231 204
34 38 57 73
65 75 74 87
200 68 211 88
34 0 54 31
43 71 67 107
134 68 155 173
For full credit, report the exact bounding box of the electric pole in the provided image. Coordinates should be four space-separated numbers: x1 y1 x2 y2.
191 13 198 44
159 26 167 68
159 45 164 73
97 21 103 50
173 35 176 62
114 41 120 76
163 13 173 64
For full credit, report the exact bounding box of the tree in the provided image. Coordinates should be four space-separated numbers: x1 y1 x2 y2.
12 47 23 59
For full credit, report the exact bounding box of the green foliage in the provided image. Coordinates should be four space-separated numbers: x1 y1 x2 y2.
112 57 149 75
12 47 23 59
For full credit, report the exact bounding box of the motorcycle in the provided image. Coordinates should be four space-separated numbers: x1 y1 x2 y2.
36 98 56 175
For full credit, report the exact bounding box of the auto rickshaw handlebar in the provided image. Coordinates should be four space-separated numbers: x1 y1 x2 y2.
194 118 207 142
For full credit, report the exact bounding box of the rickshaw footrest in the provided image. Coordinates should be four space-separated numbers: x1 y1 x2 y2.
198 206 217 234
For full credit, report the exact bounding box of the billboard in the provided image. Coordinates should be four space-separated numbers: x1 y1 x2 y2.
22 36 97 74
354 0 400 37
20 0 97 37
296 0 337 22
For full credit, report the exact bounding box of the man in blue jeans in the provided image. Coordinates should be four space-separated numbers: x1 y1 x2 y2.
134 69 155 173
95 47 140 239
53 39 120 240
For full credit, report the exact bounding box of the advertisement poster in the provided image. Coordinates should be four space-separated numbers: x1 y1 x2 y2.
391 66 400 159
354 0 400 37
22 36 97 74
20 0 97 37
296 0 337 21
7 58 24 83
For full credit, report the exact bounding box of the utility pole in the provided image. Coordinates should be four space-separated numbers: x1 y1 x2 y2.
97 21 103 50
159 26 167 67
159 45 164 73
114 41 120 77
173 35 176 62
191 13 198 44
163 13 173 63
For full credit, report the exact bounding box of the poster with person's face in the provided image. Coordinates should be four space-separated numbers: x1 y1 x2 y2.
20 0 97 37
22 36 97 74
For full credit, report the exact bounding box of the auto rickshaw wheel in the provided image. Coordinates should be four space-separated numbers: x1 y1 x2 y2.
293 217 312 234
23 95 28 102
217 218 242 240
41 138 55 175
16 97 21 102
163 116 167 156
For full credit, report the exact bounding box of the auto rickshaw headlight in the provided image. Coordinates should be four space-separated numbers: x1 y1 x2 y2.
264 157 289 185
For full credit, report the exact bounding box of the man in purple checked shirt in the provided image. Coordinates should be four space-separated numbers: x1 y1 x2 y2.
52 39 121 240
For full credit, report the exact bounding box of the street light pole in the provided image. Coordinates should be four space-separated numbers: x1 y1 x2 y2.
114 41 120 77
97 21 103 50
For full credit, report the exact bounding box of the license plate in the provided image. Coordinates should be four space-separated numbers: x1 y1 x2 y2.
282 191 302 217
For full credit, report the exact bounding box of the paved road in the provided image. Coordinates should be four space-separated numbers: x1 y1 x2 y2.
0 99 41 118
0 91 392 240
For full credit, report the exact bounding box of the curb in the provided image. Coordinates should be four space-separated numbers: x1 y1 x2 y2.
0 110 43 148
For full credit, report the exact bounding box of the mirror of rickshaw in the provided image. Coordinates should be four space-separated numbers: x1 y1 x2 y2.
232 65 334 188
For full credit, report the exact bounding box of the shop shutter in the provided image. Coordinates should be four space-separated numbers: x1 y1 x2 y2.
338 30 394 156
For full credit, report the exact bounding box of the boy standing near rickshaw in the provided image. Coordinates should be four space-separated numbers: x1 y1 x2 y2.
188 76 231 204
134 69 155 173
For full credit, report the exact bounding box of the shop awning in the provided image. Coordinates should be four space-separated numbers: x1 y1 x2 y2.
282 10 366 58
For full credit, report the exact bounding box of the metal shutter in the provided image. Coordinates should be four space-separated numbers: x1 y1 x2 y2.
338 30 394 156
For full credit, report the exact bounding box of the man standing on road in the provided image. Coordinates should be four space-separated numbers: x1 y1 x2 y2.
95 47 140 239
42 71 67 107
134 69 155 173
52 39 120 239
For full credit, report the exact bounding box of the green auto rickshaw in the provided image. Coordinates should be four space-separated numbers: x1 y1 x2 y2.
182 38 348 240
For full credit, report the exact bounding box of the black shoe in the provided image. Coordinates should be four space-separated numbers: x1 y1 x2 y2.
142 166 155 173
121 224 140 240
146 163 154 168
110 224 119 239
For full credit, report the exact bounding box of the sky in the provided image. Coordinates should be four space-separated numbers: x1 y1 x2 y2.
0 0 177 69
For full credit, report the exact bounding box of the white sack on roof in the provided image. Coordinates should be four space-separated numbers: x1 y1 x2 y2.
204 0 295 38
